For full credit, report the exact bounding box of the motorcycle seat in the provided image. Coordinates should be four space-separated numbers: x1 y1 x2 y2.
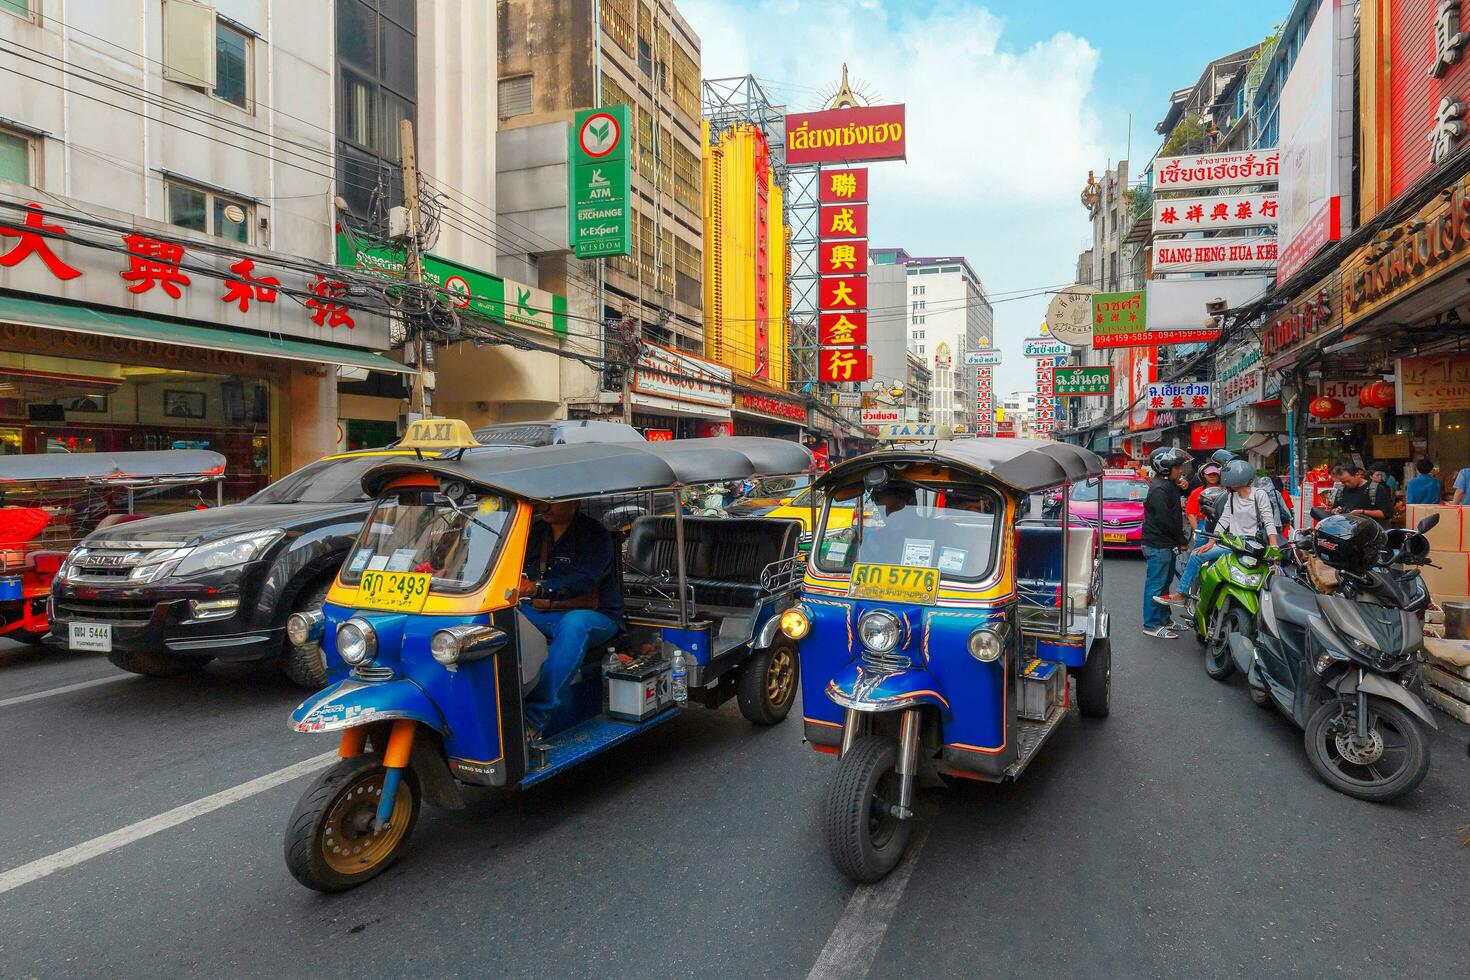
1270 575 1319 627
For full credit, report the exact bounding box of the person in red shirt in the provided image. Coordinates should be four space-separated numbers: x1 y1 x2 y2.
1185 462 1222 549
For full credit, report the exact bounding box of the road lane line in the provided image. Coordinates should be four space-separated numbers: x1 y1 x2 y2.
0 750 337 895
806 802 935 980
0 675 129 708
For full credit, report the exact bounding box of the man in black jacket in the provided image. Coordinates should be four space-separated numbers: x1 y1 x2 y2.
1141 447 1190 637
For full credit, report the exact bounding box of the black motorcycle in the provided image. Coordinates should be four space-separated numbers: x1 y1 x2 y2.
1229 509 1439 802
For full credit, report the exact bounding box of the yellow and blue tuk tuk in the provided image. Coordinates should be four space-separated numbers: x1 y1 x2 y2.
780 429 1109 881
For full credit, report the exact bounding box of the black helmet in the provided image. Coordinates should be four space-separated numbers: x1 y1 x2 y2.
1220 459 1255 489
1208 449 1238 468
1149 447 1188 477
1199 486 1229 523
1313 513 1386 571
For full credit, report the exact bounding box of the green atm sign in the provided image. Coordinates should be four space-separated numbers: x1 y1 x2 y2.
570 105 632 259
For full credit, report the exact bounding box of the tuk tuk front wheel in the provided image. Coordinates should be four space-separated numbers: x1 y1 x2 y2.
737 641 800 725
284 755 421 893
821 735 912 883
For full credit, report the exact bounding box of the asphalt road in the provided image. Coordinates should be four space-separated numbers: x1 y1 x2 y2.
1 559 1467 979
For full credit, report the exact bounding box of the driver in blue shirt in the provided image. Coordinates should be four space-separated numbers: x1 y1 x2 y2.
518 500 623 745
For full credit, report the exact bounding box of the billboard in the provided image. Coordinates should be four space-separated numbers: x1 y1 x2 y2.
569 106 632 258
1152 149 1281 191
1275 0 1354 284
785 104 907 165
1152 193 1280 232
1152 236 1278 274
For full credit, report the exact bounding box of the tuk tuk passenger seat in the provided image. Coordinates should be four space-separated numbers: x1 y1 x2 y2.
624 516 801 608
1015 525 1095 616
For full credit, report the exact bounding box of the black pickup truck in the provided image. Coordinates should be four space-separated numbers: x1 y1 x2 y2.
47 450 394 687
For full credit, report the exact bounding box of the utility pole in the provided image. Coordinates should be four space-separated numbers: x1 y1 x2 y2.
400 119 430 418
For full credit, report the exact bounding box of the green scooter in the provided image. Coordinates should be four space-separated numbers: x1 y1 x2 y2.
1191 529 1278 680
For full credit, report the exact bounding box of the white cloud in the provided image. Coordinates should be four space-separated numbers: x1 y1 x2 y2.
681 0 1107 396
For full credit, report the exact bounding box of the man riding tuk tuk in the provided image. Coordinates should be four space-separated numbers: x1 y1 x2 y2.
0 449 225 642
778 428 1110 881
283 420 812 891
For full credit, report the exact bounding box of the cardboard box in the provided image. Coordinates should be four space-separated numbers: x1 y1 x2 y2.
1421 551 1470 601
1405 505 1470 552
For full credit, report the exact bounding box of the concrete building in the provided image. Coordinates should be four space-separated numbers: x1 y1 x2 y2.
0 0 408 492
871 248 993 434
1003 391 1039 439
497 0 716 435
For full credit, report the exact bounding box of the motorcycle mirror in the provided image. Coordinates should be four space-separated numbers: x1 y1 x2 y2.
1417 512 1441 534
1310 506 1332 521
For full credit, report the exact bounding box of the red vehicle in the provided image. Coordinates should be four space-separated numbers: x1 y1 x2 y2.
1066 469 1150 551
0 450 225 641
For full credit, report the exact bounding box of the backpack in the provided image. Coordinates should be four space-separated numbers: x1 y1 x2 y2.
1253 476 1290 530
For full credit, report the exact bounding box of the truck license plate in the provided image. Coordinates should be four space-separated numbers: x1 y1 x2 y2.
69 622 112 652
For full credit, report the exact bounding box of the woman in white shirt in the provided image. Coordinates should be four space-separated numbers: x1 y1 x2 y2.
1159 460 1280 604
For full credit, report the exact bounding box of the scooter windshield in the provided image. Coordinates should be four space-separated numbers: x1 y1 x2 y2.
340 487 514 595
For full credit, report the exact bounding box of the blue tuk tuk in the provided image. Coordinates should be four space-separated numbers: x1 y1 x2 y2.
779 433 1110 881
282 422 812 891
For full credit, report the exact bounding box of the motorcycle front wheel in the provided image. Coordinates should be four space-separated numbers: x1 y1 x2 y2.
1303 696 1430 802
1203 605 1250 681
821 736 912 883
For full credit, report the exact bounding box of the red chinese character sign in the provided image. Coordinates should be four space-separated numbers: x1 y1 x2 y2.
0 204 83 281
819 348 869 383
818 168 869 203
819 239 868 275
819 275 868 311
819 312 867 347
818 203 868 240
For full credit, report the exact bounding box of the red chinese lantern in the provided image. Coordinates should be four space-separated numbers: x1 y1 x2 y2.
1359 381 1395 410
1309 396 1345 419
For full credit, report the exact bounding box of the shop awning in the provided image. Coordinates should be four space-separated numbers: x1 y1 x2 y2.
0 294 415 375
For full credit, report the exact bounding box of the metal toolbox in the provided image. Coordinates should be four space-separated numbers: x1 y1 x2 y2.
1018 658 1066 721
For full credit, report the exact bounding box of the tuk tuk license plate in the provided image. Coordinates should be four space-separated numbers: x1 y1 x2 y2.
1104 531 1128 543
69 622 112 652
357 570 432 613
848 564 941 605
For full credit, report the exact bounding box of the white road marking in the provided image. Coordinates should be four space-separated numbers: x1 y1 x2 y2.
0 674 129 708
0 750 337 895
807 803 935 980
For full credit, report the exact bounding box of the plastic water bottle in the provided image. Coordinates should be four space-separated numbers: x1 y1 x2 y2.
671 649 688 705
602 652 620 713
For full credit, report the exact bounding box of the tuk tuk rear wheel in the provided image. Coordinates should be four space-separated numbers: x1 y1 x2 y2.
284 755 421 893
821 736 912 883
737 641 799 725
1075 637 1111 718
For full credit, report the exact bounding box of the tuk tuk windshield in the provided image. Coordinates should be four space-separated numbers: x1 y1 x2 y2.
814 484 1003 581
340 487 515 595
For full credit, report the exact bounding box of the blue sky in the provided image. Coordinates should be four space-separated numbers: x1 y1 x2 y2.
682 0 1289 396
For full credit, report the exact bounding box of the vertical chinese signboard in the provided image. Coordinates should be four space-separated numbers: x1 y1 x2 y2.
976 366 994 435
1034 357 1057 437
817 167 871 383
753 135 772 379
569 105 632 259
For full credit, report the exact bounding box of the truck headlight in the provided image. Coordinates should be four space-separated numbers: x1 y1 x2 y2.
429 624 508 666
779 606 811 639
287 609 325 646
857 610 902 653
337 617 378 666
173 529 284 577
967 625 1006 662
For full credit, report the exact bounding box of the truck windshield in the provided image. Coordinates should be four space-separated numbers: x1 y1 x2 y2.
813 485 1002 581
340 488 515 594
247 455 390 505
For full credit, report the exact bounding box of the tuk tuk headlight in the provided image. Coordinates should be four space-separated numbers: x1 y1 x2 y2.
287 609 325 647
337 617 377 666
857 610 902 653
429 624 508 666
968 625 1006 663
780 606 811 640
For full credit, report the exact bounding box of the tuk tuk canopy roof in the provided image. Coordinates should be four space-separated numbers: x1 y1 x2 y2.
0 450 227 485
818 438 1104 495
360 437 814 502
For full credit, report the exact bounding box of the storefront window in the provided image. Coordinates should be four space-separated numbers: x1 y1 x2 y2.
0 355 274 501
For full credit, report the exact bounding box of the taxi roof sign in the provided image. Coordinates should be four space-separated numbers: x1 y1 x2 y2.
875 422 953 442
399 418 480 451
